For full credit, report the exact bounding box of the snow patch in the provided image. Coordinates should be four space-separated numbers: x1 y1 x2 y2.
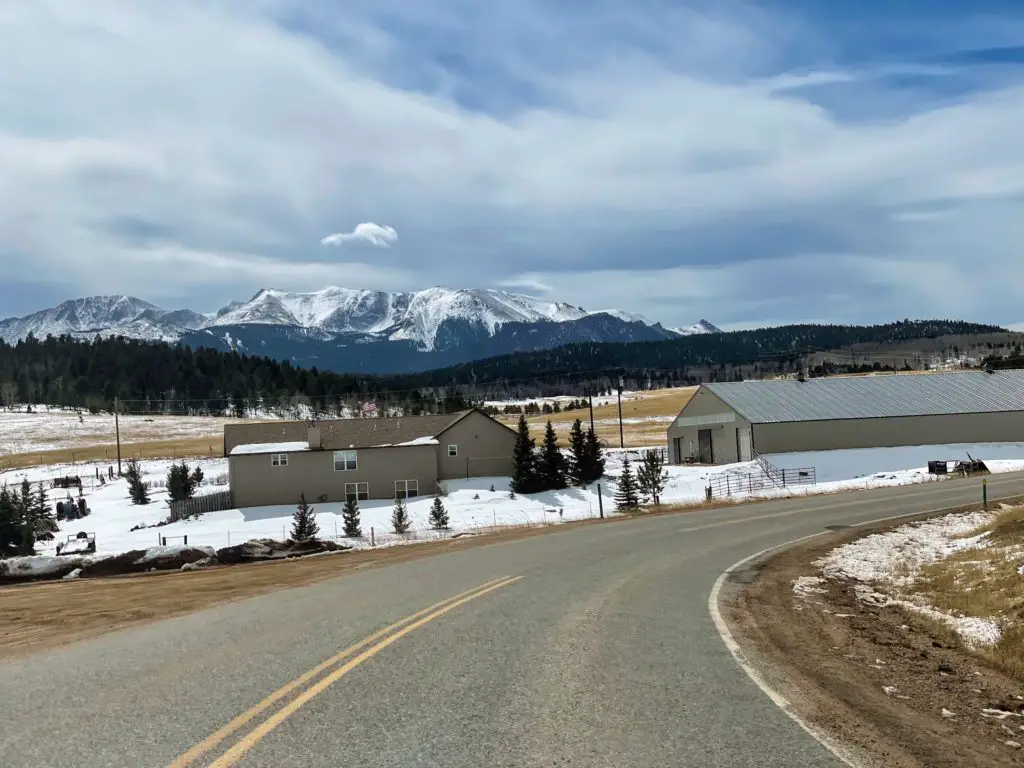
229 441 310 456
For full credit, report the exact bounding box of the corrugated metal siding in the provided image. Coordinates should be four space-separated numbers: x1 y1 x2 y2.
706 371 1024 424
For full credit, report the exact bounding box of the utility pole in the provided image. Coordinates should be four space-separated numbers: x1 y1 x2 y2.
114 397 122 476
587 385 595 433
617 376 624 449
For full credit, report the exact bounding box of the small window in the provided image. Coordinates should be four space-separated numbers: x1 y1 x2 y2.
334 450 357 472
345 482 369 502
394 479 419 499
447 444 458 457
271 454 288 467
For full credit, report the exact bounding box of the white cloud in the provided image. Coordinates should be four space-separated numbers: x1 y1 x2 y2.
0 1 1022 328
321 223 399 248
495 276 554 294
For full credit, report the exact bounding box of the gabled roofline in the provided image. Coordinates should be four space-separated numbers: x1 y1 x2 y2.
434 407 518 438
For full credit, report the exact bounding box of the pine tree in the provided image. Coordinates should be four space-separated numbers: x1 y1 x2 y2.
291 492 319 541
126 459 150 505
167 461 204 503
614 456 641 512
30 482 57 541
582 427 606 485
510 414 541 494
429 496 449 530
637 449 669 506
537 421 568 491
341 496 362 537
392 495 411 534
0 486 25 558
567 418 587 486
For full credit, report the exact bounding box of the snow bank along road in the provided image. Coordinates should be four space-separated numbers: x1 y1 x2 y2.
5 473 1024 767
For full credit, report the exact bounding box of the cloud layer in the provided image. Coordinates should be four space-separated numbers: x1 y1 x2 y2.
1 1 1022 328
321 223 399 248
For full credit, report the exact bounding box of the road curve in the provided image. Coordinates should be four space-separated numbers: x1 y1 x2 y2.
4 473 1024 767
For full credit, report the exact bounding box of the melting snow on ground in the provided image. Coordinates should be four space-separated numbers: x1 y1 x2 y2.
803 511 1005 647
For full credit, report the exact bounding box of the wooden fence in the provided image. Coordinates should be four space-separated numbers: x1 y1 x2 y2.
168 490 233 522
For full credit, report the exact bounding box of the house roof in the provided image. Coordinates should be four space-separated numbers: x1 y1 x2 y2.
317 410 471 450
704 370 1024 424
230 441 311 456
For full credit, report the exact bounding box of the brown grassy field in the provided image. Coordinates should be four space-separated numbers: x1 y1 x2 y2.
0 436 225 471
496 386 695 448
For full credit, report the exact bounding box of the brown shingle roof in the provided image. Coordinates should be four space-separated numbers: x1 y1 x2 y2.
318 411 470 449
223 410 474 453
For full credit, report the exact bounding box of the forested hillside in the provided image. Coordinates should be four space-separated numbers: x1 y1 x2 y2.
0 319 1008 415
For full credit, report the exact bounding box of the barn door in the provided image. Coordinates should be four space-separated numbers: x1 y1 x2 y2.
738 428 752 462
697 429 714 464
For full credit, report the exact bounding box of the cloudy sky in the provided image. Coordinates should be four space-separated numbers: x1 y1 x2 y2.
2 1 1023 330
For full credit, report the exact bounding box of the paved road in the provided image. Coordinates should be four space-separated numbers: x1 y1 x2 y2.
4 473 1024 768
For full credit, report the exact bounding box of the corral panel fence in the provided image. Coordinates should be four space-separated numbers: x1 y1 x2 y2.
168 490 234 522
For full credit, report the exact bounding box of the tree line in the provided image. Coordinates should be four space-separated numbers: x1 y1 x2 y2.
0 320 1008 417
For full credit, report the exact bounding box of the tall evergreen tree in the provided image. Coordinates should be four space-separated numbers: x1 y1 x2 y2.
614 456 641 512
510 414 542 494
429 496 449 530
392 495 411 534
0 487 26 558
637 449 669 506
291 492 319 541
341 496 362 537
567 418 587 486
582 427 606 484
125 459 150 505
537 421 568 491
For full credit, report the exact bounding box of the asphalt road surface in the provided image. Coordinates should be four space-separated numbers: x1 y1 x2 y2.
5 473 1024 768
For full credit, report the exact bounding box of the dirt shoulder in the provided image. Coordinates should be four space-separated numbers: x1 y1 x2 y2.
726 508 1024 767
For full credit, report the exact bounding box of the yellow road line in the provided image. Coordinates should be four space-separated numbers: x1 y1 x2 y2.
208 575 524 767
167 576 515 768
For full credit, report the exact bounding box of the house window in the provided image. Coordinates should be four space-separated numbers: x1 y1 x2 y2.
271 454 288 467
447 444 458 457
394 479 419 499
334 450 357 471
345 482 369 502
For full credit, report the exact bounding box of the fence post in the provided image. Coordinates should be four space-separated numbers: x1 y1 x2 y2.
597 484 604 519
371 527 375 547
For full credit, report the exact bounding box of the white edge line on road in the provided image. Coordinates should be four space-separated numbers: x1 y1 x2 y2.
707 495 1024 768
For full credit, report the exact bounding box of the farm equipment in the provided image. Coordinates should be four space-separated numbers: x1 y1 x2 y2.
56 531 96 556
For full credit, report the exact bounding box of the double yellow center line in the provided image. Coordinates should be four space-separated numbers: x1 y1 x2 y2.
168 575 522 768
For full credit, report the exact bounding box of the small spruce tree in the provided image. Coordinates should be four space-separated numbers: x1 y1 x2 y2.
510 414 541 494
567 418 587 486
0 487 25 557
392 495 411 534
167 461 205 503
537 421 568 491
291 492 319 541
582 427 606 485
637 449 669 506
614 456 641 512
30 482 58 542
429 496 449 530
341 496 362 537
124 459 150 505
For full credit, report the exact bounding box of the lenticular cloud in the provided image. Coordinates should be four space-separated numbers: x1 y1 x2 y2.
321 223 398 248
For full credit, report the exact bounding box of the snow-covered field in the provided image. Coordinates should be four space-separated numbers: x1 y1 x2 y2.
8 443 1024 562
799 508 1022 647
0 408 235 456
483 391 645 410
767 442 1024 484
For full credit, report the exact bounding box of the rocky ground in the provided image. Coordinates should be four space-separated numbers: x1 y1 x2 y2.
728 515 1024 768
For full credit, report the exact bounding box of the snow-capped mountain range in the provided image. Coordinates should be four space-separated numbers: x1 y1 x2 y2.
0 287 720 374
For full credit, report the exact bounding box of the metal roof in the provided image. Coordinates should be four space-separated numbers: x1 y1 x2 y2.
704 371 1024 424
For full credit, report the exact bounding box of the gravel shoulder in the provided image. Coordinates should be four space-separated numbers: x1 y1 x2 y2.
725 507 1024 768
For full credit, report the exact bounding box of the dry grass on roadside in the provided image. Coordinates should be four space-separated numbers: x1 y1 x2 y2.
909 504 1024 679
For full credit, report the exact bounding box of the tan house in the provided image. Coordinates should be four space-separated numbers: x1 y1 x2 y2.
225 409 517 508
